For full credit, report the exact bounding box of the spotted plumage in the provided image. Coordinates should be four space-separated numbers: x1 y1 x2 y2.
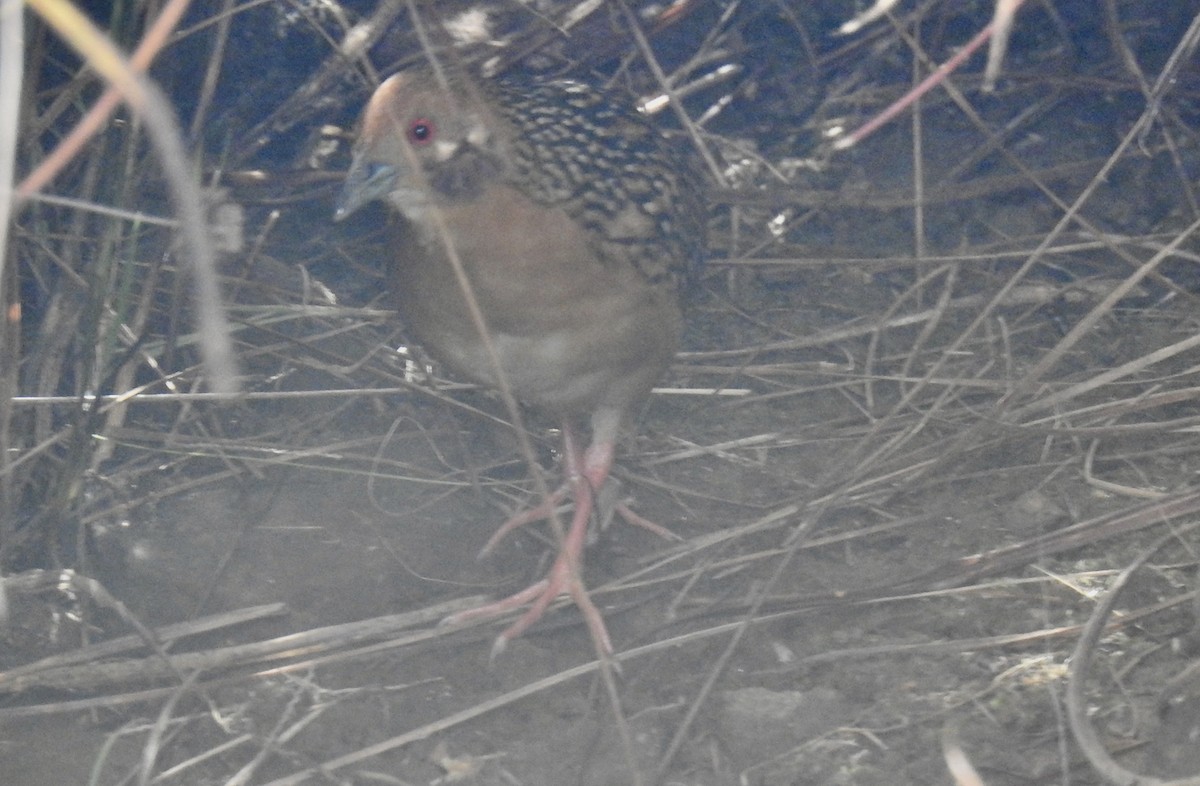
489 75 703 284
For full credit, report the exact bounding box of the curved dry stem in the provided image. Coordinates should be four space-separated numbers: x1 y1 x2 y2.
24 0 239 394
1066 521 1200 786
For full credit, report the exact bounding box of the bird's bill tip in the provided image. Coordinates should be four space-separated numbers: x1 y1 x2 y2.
334 158 396 221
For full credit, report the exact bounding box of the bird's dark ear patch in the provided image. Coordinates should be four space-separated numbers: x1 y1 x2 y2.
427 144 506 201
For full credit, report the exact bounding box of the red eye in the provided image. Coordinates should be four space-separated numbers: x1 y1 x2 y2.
408 118 435 145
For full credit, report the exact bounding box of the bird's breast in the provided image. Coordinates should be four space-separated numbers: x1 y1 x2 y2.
388 185 681 417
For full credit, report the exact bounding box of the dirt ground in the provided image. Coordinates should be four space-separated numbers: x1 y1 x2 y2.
5 2 1200 786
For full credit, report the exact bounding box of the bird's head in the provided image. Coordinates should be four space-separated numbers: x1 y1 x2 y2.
335 70 506 222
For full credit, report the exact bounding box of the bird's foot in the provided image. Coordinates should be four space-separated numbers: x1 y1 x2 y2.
480 475 679 558
442 467 615 656
615 502 680 541
441 429 671 656
440 546 613 659
476 483 571 559
592 475 682 543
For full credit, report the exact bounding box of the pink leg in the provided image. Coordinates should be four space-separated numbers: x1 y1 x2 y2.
476 484 569 558
614 503 681 541
474 426 589 558
442 425 618 655
479 428 679 555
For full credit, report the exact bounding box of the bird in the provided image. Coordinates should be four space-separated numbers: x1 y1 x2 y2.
335 65 703 654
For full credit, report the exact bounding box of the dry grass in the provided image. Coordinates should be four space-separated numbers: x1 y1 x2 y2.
4 1 1200 785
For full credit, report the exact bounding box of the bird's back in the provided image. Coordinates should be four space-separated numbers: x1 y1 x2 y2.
488 75 705 288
